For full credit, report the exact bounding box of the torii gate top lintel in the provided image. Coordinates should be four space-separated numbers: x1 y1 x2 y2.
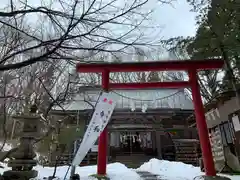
76 59 224 73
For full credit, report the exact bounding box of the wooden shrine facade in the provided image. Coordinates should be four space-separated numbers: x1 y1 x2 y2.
49 86 201 166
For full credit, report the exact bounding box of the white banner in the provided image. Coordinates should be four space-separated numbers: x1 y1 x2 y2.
72 92 117 166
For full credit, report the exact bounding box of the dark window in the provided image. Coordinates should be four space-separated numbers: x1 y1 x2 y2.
220 122 234 144
217 121 236 154
219 125 227 146
224 123 233 143
228 121 235 140
222 121 236 155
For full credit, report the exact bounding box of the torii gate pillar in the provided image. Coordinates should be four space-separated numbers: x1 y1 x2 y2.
189 70 216 175
97 70 109 175
77 59 224 177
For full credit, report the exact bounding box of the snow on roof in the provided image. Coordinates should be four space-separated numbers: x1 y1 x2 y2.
55 88 193 111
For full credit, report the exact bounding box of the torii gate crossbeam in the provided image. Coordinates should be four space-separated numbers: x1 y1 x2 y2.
76 59 224 177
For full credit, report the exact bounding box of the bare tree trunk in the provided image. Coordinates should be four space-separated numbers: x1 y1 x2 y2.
10 119 17 140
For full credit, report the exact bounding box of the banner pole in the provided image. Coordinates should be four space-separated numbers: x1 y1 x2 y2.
70 140 78 177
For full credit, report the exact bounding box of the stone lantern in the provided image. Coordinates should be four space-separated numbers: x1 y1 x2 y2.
1 105 40 180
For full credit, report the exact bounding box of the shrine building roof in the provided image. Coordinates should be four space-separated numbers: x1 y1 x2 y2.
54 87 193 111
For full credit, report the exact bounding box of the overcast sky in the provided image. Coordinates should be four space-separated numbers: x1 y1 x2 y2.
0 0 197 63
151 1 197 38
0 0 197 38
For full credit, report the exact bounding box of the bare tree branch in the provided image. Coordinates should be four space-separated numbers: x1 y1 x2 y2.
0 0 165 71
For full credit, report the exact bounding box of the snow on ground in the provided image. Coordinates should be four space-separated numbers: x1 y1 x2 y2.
0 142 13 151
137 158 240 180
0 157 240 179
34 159 239 180
35 163 140 180
0 142 14 167
137 158 201 180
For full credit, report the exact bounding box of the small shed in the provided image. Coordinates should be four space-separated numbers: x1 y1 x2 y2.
197 90 240 173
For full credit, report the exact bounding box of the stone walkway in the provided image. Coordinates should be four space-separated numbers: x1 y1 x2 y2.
136 171 163 180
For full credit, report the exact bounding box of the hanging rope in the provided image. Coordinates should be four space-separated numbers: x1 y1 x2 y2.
76 83 187 102
111 90 183 102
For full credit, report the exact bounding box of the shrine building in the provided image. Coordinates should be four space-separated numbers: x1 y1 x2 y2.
50 86 201 167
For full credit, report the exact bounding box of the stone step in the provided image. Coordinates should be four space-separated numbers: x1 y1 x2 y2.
113 155 153 168
136 171 161 180
115 158 149 162
137 172 158 177
114 159 148 167
115 156 150 161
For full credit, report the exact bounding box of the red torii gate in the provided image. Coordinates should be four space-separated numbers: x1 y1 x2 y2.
76 59 224 177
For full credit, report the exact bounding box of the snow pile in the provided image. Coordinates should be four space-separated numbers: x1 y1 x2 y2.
35 163 140 180
76 163 140 180
0 142 13 151
0 142 14 167
34 159 240 180
137 158 240 180
0 161 10 176
0 157 240 180
137 158 202 180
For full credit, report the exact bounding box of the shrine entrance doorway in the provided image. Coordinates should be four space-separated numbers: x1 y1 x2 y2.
120 131 142 154
119 131 155 155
